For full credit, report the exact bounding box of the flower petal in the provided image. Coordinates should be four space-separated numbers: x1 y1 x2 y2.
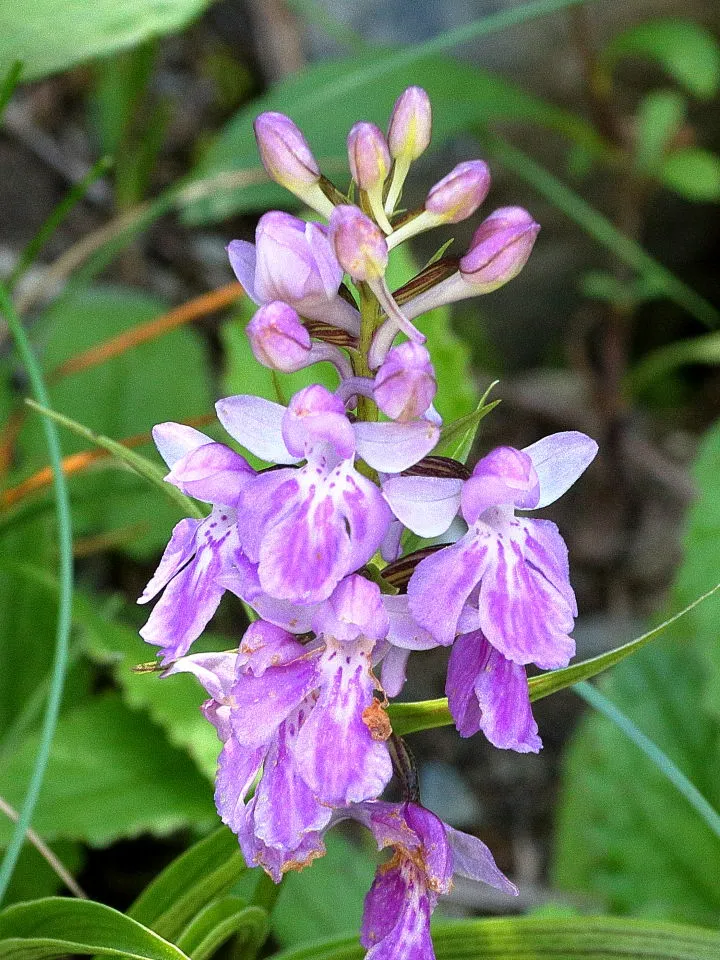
381 645 410 697
445 825 518 896
230 656 319 748
227 240 259 302
152 422 214 469
382 475 462 537
138 517 200 604
165 442 254 506
522 431 598 509
294 642 392 805
384 594 438 650
216 395 298 464
161 650 237 702
407 532 492 646
214 737 265 835
354 419 439 473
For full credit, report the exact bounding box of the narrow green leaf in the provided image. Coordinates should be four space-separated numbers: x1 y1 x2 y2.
602 18 720 100
25 400 204 521
176 900 267 960
660 147 720 202
269 916 720 960
481 130 720 329
0 897 190 960
128 828 247 943
435 382 500 463
628 331 720 395
389 578 720 736
0 286 73 903
0 61 22 120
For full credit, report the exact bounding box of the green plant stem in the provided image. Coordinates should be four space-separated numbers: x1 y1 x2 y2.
0 60 22 119
481 130 720 330
0 286 74 903
575 681 720 840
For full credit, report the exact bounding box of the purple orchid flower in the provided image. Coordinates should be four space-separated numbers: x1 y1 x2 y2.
215 384 439 604
352 800 517 960
137 423 256 664
228 211 360 334
381 432 597 749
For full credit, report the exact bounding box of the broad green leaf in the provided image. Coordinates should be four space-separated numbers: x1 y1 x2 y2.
0 695 216 847
660 147 720 202
553 642 720 924
175 900 267 960
634 90 686 173
15 284 213 557
674 418 720 718
602 18 720 99
0 0 211 82
269 916 720 960
128 827 246 941
272 833 375 947
1 842 83 908
183 50 606 224
388 577 720 736
0 897 189 960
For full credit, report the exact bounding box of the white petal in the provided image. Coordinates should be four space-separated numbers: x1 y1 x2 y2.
382 475 462 537
522 431 598 508
215 395 298 464
354 419 439 473
152 422 214 469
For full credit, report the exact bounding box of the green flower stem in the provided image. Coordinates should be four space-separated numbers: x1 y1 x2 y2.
0 285 74 903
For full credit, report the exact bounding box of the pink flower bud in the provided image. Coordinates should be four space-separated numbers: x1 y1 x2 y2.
246 302 311 372
460 207 540 291
425 160 491 224
348 122 391 191
374 342 437 422
387 86 432 161
329 205 388 281
253 112 334 217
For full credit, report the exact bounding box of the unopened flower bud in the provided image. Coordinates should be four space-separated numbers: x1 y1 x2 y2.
329 205 388 281
348 122 393 233
384 86 432 216
401 206 540 321
253 112 335 218
387 86 432 162
388 160 491 249
460 207 540 291
374 342 437 422
246 301 311 372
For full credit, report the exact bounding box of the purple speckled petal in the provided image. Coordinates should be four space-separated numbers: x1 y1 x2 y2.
236 468 297 563
447 630 541 752
236 619 305 673
216 395 298 464
404 804 453 893
252 708 332 850
381 645 410 697
214 737 265 835
478 532 575 669
362 864 436 960
519 517 577 615
384 594 438 650
522 431 598 509
382 475 462 537
139 510 238 662
257 462 391 604
218 552 317 633
407 532 492 646
152 422 214 469
294 640 392 805
227 240 259 302
138 517 200 604
165 442 254 506
354 419 439 473
445 825 518 896
230 654 319 748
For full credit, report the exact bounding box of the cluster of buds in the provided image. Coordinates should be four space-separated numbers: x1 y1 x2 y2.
139 87 597 960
